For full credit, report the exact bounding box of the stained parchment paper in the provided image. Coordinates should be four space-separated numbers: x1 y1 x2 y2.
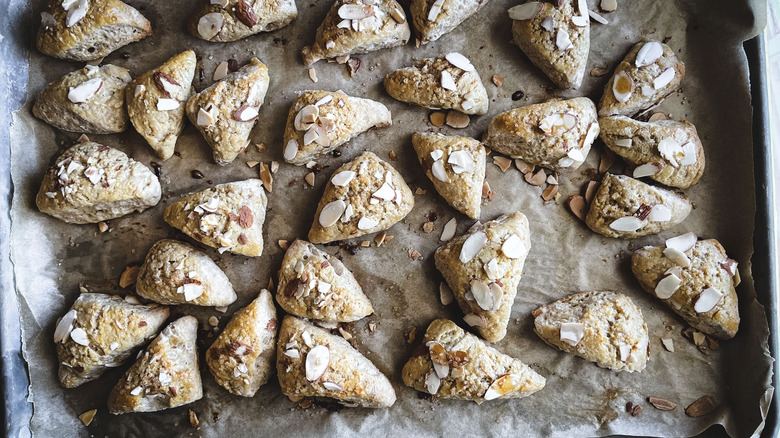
9 0 774 436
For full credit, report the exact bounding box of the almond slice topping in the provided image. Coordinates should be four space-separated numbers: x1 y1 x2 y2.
156 98 180 111
427 0 444 22
331 170 356 187
636 41 664 67
54 310 77 343
441 70 457 91
501 234 526 259
507 2 543 21
657 137 683 167
463 313 487 327
653 68 676 90
559 322 585 346
338 4 374 20
305 345 330 381
67 78 102 103
489 283 503 311
663 247 691 268
614 138 633 148
648 204 671 222
445 52 475 72
470 279 493 311
425 370 441 394
372 182 396 201
70 327 89 346
197 106 215 126
198 13 225 40
609 216 646 232
284 139 299 161
665 232 697 253
694 287 724 313
484 374 518 401
319 200 346 227
447 150 475 174
440 218 457 242
357 217 379 230
633 162 662 178
655 273 681 299
431 159 450 182
234 105 258 122
555 29 572 50
459 231 488 263
612 71 634 103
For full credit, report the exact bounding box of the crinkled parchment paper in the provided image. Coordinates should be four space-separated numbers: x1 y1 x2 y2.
9 0 773 436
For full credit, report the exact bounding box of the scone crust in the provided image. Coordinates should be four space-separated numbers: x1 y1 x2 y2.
188 0 298 42
410 0 490 43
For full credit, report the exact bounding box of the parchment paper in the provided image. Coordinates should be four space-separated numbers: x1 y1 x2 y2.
9 0 773 436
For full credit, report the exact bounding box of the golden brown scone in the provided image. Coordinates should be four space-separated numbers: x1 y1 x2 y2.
412 132 485 219
282 90 392 166
188 0 297 42
532 291 650 372
410 0 491 44
33 64 131 134
301 0 410 66
185 58 270 165
54 293 169 388
36 141 161 224
276 315 396 408
127 51 197 160
308 151 414 244
206 290 277 397
164 179 267 257
632 236 740 339
108 316 202 414
434 212 531 343
36 0 151 61
402 319 546 403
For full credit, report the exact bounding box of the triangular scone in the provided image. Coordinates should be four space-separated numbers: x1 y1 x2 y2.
402 319 546 403
276 316 396 408
434 212 531 343
412 132 485 219
599 116 705 189
136 239 237 306
384 53 489 115
585 173 691 239
36 142 161 224
632 237 740 339
127 51 197 160
185 58 270 165
55 293 169 388
598 41 685 117
282 91 392 165
301 0 411 66
33 64 131 134
164 179 267 256
36 0 151 61
532 291 650 372
509 0 590 89
410 0 491 44
483 97 599 172
188 0 297 42
308 152 414 244
107 316 202 414
206 290 278 397
277 240 373 322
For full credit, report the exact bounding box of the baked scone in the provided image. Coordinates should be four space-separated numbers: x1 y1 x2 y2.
127 50 198 160
164 179 267 257
412 132 486 219
301 0 411 66
206 290 278 397
36 0 152 61
33 64 131 134
107 316 202 414
308 151 414 244
136 239 237 306
277 239 373 322
631 236 740 339
509 0 590 89
434 212 531 343
384 53 489 115
402 319 546 403
410 0 491 44
276 315 396 408
585 173 691 239
599 116 705 189
188 0 297 42
598 41 685 117
185 58 270 165
282 91 392 166
54 293 169 388
482 97 599 172
532 291 649 372
36 141 161 224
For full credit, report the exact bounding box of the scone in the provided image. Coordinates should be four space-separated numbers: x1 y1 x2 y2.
277 239 373 322
107 316 202 414
54 293 169 388
206 290 278 397
136 239 237 306
164 179 267 257
185 58 270 165
127 50 198 160
410 0 491 44
308 151 414 244
599 116 705 189
384 53 489 115
282 91 392 166
188 0 297 42
301 0 411 66
585 173 691 239
434 212 531 343
482 97 599 172
631 235 739 339
276 315 396 408
532 291 650 372
36 141 161 224
598 41 685 117
33 64 131 134
412 132 486 219
402 319 546 403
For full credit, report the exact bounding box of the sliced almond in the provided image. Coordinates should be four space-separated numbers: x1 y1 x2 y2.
648 397 677 411
119 265 139 288
70 327 89 346
319 200 346 227
284 139 299 161
661 338 675 352
197 106 215 126
470 279 493 311
653 68 676 90
507 2 543 20
515 159 533 174
156 98 180 111
308 68 318 83
636 41 664 67
559 322 585 346
134 84 146 98
663 247 691 268
198 13 225 39
305 345 330 381
501 234 526 259
459 231 488 263
648 204 671 222
665 232 697 253
555 29 572 51
440 218 457 242
67 78 102 104
234 105 259 122
525 168 546 186
571 15 588 27
685 395 718 417
694 287 724 313
584 181 599 203
654 273 681 299
492 75 504 87
78 409 97 426
612 71 634 103
389 4 406 23
600 0 617 12
446 111 470 128
448 150 476 173
445 52 475 72
54 309 77 343
425 370 441 394
588 9 609 24
609 216 646 232
484 374 517 400
599 149 616 173
338 4 375 19
213 61 229 81
441 70 457 91
657 137 683 167
439 282 454 305
614 138 633 148
542 184 558 201
493 156 512 172
463 313 487 328
357 216 379 230
633 162 662 178
331 170 356 187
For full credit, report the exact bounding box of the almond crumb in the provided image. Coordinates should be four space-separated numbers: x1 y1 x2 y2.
259 162 273 192
255 143 267 153
360 240 370 247
590 67 609 77
389 150 397 161
568 195 588 221
77 133 90 143
189 410 199 427
119 265 139 288
492 75 504 87
78 409 97 426
542 184 559 202
338 327 353 340
308 68 318 83
270 161 279 174
405 327 417 344
492 156 512 172
408 248 422 261
422 221 435 233
375 231 388 247
247 161 259 168
304 172 315 187
368 321 376 332
98 222 108 233
278 239 289 250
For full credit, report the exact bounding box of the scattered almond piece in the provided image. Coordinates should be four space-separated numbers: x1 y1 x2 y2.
208 316 219 327
77 133 90 143
308 68 318 83
542 184 558 201
98 221 108 233
492 75 504 87
360 240 370 247
119 265 139 288
389 150 397 161
515 159 533 174
492 156 512 172
259 162 273 192
568 195 587 221
482 181 493 199
546 173 559 185
584 180 599 203
685 396 718 417
278 239 289 250
375 231 388 247
446 111 470 128
600 0 617 12
338 327 353 340
408 248 422 261
648 397 677 411
525 168 546 186
189 410 200 427
247 161 259 168
270 161 279 173
368 321 376 332
405 327 417 344
661 338 674 352
415 187 427 195
268 277 274 290
590 67 610 77
649 112 668 122
255 143 267 153
213 61 229 81
423 221 435 233
335 55 350 64
298 398 313 409
347 57 361 77
304 172 315 186
430 111 446 127
599 149 617 173
78 409 97 426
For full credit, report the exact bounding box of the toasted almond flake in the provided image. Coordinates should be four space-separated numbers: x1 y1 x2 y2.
660 338 675 352
568 195 587 221
440 70 457 91
567 147 585 163
119 265 139 288
489 283 503 311
515 159 533 174
156 98 180 111
445 110 470 128
319 200 346 227
501 234 525 259
70 327 89 346
247 161 259 168
560 322 585 345
694 287 724 313
542 184 558 201
179 283 204 301
653 68 676 90
507 2 542 20
600 0 617 12
374 231 388 246
213 61 229 81
439 282 454 305
636 41 664 67
198 13 224 39
235 105 259 122
612 71 634 103
546 174 559 185
65 0 88 27
357 216 379 230
284 348 300 358
78 409 97 426
459 231 488 263
445 52 475 72
484 374 517 400
648 204 671 222
284 139 299 161
655 273 681 299
492 75 504 87
599 149 616 173
493 156 512 172
663 247 691 268
666 232 697 253
68 78 102 103
372 182 396 201
525 168 546 186
685 395 718 417
430 111 446 127
308 68 318 83
609 216 646 232
304 172 315 187
428 159 449 183
614 138 633 148
331 170 356 187
463 313 487 327
338 4 374 19
633 162 662 178
40 11 57 27
648 396 677 411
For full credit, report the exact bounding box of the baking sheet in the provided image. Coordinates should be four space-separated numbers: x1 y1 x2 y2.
8 0 773 436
